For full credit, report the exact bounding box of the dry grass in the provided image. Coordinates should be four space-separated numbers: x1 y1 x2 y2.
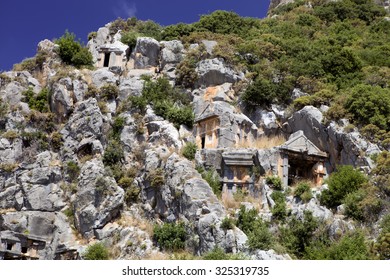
222 192 241 209
144 252 169 260
222 189 262 211
0 208 17 215
237 134 286 149
117 215 154 237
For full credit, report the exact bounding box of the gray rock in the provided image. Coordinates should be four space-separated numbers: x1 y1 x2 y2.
50 78 74 122
73 159 124 238
147 120 182 149
2 81 25 106
118 75 144 101
291 198 333 222
195 58 244 87
0 137 22 164
133 37 160 69
251 249 291 260
72 79 88 103
160 40 184 69
287 105 378 172
92 68 118 88
201 40 218 55
61 98 105 160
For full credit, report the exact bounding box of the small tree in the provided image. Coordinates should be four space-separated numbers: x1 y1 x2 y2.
182 142 197 160
153 222 186 251
83 243 109 260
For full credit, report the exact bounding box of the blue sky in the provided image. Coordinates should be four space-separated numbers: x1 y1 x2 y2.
0 0 270 71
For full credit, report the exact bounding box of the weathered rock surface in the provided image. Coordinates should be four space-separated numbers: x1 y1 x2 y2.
195 58 244 87
92 68 118 88
61 98 106 161
73 159 124 238
133 37 160 69
286 106 379 171
50 78 74 121
160 40 184 69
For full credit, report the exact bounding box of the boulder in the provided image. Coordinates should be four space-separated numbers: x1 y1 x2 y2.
118 75 144 101
2 81 25 106
92 68 118 88
61 98 105 160
160 40 184 69
195 58 244 87
133 37 160 69
251 249 291 260
50 78 74 122
147 120 182 149
73 159 124 238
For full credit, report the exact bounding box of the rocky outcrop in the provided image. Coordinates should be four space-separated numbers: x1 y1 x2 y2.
285 106 380 171
160 40 184 70
50 78 74 122
195 58 244 87
133 37 160 69
73 159 124 238
61 98 106 161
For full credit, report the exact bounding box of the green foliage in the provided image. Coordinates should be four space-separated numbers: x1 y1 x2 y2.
271 191 287 222
148 168 165 188
153 222 186 251
23 87 49 113
280 211 319 258
131 76 194 128
194 10 259 37
112 116 125 140
83 243 109 260
121 31 139 49
182 142 197 160
320 165 368 209
161 23 195 41
306 231 370 260
220 217 235 231
100 84 119 100
200 168 222 197
236 206 273 250
66 161 80 182
56 30 93 67
266 176 283 190
294 181 313 203
103 141 124 167
345 85 390 130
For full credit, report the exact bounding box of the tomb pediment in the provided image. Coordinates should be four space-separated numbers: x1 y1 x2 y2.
280 131 327 158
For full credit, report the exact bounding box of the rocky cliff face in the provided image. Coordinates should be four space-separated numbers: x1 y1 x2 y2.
0 18 384 260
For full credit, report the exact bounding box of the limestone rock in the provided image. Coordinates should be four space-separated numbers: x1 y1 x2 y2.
119 75 144 101
133 37 160 69
73 159 124 238
251 249 291 260
147 120 182 149
160 40 184 69
50 78 74 122
61 98 105 160
287 106 378 172
92 68 118 88
2 81 25 106
195 58 244 87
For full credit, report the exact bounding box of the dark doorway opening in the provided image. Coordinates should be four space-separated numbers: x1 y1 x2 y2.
21 246 28 254
201 135 206 149
103 53 110 67
6 243 13 251
288 156 315 186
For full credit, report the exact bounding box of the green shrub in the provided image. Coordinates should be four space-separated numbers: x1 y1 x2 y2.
280 211 318 258
103 141 124 167
306 231 370 260
112 116 125 140
87 31 97 41
23 87 49 113
220 217 235 230
182 142 197 160
66 161 80 182
320 165 368 209
266 176 283 190
200 169 221 197
236 206 273 250
153 222 186 251
83 243 109 260
100 84 119 100
121 31 139 50
50 131 63 150
294 181 313 203
125 185 141 204
148 168 165 188
56 30 93 67
271 191 287 222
